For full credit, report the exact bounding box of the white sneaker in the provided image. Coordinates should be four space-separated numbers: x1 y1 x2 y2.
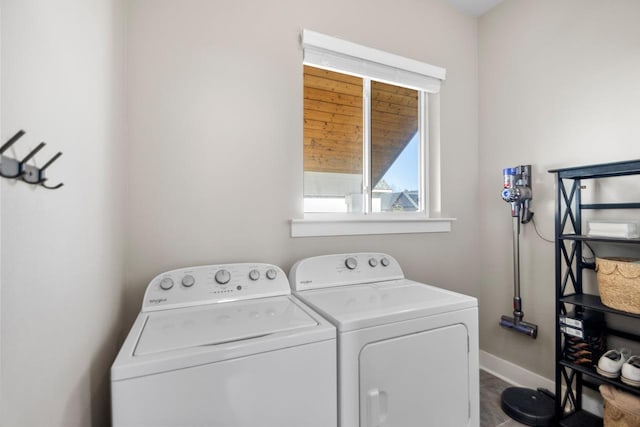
621 355 640 387
597 348 631 378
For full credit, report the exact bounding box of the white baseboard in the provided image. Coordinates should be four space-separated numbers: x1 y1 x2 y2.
480 350 556 392
480 350 554 390
479 350 603 417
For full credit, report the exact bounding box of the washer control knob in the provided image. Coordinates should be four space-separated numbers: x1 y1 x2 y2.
266 269 278 280
159 278 174 290
380 257 390 267
368 258 378 267
345 257 358 270
215 269 231 285
249 269 260 281
181 274 195 287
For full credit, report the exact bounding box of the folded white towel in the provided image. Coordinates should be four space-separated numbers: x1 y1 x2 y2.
587 221 639 238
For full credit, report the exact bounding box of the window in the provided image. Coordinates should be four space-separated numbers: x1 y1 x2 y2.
292 30 453 237
304 67 421 214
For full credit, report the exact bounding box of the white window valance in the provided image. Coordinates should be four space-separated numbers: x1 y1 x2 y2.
302 29 446 93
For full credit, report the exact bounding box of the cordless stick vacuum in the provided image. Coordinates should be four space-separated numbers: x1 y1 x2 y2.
500 165 538 338
499 166 554 427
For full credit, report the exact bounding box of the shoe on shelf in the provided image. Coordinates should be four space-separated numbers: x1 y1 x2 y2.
621 355 640 387
596 348 631 378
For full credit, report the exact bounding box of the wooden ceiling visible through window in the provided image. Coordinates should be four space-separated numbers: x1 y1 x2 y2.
303 65 418 187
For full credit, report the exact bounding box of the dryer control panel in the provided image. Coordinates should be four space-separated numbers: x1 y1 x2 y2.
289 253 404 291
142 263 290 312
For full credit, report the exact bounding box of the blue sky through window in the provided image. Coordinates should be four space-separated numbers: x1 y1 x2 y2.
379 132 418 192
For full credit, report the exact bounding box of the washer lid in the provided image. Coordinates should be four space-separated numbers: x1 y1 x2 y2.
296 280 477 332
134 296 318 356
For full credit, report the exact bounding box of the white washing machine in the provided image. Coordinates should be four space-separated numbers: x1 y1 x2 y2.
111 263 337 427
289 253 479 427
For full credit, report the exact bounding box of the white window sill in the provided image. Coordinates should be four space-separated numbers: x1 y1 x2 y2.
290 216 455 237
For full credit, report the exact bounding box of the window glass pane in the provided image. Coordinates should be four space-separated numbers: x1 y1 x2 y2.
370 80 419 212
303 66 364 213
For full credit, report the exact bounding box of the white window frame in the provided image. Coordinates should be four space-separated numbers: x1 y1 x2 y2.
291 30 455 237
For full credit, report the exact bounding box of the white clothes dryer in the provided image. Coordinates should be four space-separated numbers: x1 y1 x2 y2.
111 263 337 427
290 253 479 427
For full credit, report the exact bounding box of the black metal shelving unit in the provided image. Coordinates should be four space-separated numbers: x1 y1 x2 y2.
549 159 640 427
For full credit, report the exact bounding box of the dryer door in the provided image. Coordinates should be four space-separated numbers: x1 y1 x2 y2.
359 324 469 427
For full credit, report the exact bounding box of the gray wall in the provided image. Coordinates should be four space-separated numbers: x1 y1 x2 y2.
125 0 480 324
479 0 640 379
0 0 126 425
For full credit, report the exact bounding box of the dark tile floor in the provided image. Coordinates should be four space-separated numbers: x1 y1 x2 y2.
480 370 527 427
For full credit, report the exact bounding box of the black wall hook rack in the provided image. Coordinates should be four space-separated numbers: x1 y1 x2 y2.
0 130 63 189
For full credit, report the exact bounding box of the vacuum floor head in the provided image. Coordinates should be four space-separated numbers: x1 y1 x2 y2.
500 315 538 339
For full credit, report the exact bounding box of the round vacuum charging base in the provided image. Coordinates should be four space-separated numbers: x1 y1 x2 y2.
500 386 555 426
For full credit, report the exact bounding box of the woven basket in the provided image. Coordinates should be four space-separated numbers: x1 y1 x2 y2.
595 257 640 315
600 385 640 427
